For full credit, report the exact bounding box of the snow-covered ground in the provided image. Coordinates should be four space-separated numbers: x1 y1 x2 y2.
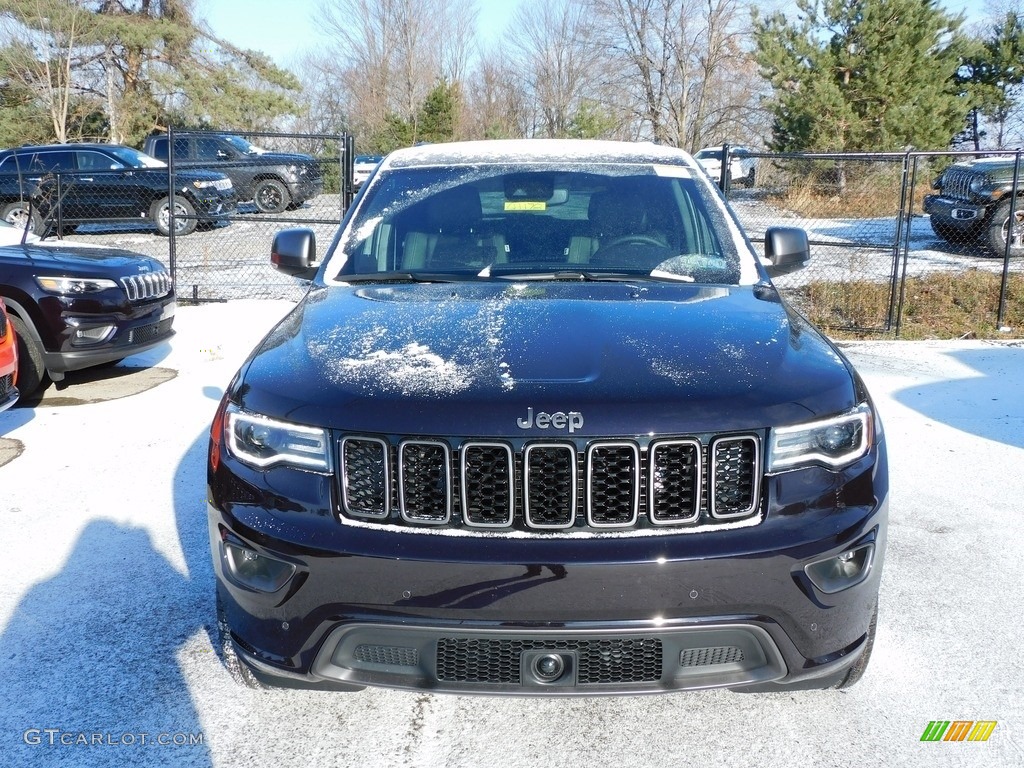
0 301 1022 768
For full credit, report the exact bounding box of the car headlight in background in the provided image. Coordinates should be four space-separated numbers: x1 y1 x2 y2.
36 276 118 295
225 404 330 472
767 404 873 472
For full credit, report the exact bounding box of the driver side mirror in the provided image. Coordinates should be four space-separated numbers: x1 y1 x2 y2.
764 227 810 275
271 228 318 280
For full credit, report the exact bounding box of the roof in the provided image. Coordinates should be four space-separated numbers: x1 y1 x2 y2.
383 139 698 170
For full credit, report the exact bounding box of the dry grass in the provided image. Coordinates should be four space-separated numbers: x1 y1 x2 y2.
794 271 1024 340
761 161 932 219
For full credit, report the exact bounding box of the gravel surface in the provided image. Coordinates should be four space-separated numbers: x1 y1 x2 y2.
0 301 1022 768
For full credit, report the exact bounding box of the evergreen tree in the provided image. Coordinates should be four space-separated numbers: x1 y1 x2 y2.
753 0 970 152
957 12 1024 149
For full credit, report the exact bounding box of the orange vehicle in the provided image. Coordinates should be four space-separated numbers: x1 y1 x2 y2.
0 297 18 411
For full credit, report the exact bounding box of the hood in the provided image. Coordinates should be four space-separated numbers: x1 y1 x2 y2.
248 151 315 165
0 242 167 275
171 168 232 183
235 282 859 436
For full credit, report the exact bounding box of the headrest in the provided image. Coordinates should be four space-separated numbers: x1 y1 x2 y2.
427 185 482 234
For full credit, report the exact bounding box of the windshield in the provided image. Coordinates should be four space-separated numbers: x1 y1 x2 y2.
106 145 166 169
223 135 265 154
325 163 750 285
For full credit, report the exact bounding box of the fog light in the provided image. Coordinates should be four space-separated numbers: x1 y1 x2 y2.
70 325 115 346
222 540 296 593
804 543 874 594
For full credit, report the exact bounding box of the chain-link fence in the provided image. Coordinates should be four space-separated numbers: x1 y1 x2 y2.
2 136 1021 335
717 146 1024 334
0 129 354 303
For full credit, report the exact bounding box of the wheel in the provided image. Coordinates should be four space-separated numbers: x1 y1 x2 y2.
253 178 291 214
9 315 48 396
215 590 266 690
150 195 197 237
985 199 1024 256
1 202 44 236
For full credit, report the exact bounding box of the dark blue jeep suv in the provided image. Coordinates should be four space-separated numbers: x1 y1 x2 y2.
207 140 887 695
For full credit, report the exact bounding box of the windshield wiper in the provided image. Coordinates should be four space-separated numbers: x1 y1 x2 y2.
337 271 463 284
491 271 639 282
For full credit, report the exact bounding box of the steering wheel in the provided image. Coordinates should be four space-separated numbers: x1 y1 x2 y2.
602 234 665 249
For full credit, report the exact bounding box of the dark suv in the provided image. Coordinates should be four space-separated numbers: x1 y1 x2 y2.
0 219 175 395
0 143 236 237
924 155 1024 256
143 132 324 214
209 139 887 695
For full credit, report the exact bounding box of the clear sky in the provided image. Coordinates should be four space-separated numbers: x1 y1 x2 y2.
200 0 986 70
199 0 523 69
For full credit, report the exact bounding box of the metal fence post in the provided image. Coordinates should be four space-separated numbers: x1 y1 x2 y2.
996 150 1020 330
167 125 177 290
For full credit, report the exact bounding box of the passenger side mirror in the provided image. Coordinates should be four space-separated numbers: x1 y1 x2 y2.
764 227 810 275
271 228 318 279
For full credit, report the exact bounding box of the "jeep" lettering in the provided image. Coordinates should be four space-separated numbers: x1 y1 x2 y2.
516 407 584 433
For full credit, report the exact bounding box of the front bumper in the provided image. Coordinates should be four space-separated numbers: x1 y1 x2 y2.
40 294 176 376
193 190 238 220
209 450 888 695
923 194 988 228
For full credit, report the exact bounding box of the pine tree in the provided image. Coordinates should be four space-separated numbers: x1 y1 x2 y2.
753 0 971 152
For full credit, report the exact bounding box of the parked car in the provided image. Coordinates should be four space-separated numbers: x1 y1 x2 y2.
923 156 1024 255
0 143 236 237
0 297 17 412
143 132 324 214
693 145 757 187
210 139 886 696
0 218 175 395
352 154 384 190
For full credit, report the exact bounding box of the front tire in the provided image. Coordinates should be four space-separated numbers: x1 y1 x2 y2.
151 195 197 237
985 199 1024 257
253 179 291 214
9 315 48 396
216 591 266 690
1 202 44 236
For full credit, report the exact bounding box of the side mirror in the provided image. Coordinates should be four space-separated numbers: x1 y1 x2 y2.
271 228 318 279
764 227 810 275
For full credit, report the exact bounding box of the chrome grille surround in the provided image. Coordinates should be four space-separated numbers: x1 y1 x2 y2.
710 435 760 519
524 443 577 529
461 442 515 528
120 270 172 302
586 442 640 528
398 440 452 524
337 433 763 535
341 437 390 518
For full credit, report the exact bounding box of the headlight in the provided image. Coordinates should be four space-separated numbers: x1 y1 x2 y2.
36 276 118 295
225 404 330 472
968 176 986 195
767 404 873 472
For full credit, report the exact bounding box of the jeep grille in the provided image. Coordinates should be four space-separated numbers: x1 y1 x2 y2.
120 270 172 301
941 168 982 201
338 434 762 534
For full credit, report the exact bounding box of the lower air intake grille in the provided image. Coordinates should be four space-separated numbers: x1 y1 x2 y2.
436 637 663 685
127 317 173 345
680 645 745 667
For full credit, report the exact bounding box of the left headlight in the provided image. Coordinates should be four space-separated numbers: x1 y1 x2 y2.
225 404 330 472
35 276 118 295
767 403 873 472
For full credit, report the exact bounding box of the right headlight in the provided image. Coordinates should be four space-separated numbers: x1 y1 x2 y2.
767 403 873 472
224 404 330 472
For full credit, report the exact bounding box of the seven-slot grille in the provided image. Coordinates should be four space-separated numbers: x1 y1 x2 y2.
120 271 172 301
339 434 761 533
940 168 985 201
